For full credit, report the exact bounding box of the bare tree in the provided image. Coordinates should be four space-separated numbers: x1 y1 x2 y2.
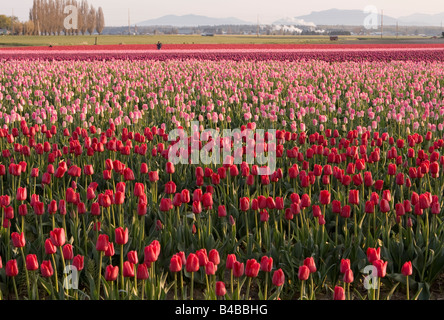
78 0 89 35
87 4 96 35
28 0 101 36
96 7 105 35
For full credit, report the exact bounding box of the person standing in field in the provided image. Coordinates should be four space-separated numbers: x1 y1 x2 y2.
157 41 162 50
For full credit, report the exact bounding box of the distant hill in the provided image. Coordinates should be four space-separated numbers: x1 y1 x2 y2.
291 9 397 26
397 12 444 26
290 9 444 27
137 14 253 27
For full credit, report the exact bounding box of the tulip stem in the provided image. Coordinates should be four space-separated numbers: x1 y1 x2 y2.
347 283 350 300
300 280 305 300
141 279 145 300
12 277 19 300
20 247 31 299
180 271 184 299
377 278 381 300
406 276 409 300
97 251 103 300
120 245 124 298
245 211 249 245
174 272 178 300
264 274 268 300
51 254 59 293
82 215 88 255
190 272 194 300
245 277 252 300
335 213 339 245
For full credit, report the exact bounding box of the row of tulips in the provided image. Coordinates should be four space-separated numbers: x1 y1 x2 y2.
2 47 444 62
0 57 444 300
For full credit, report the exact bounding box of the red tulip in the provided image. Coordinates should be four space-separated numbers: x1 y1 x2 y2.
26 254 39 271
419 194 431 209
340 259 351 273
115 227 128 245
202 193 213 210
303 257 317 273
275 197 284 210
245 259 260 278
343 269 354 283
332 200 341 214
319 190 331 205
396 173 405 186
340 205 351 218
265 197 275 210
333 286 345 300
148 171 159 182
105 265 119 281
372 259 388 278
181 189 190 203
96 234 109 252
123 261 135 278
105 242 115 257
374 180 384 190
169 254 183 273
186 253 200 273
366 247 381 264
73 255 84 271
137 263 149 280
192 201 202 214
49 228 65 247
401 261 412 276
205 261 217 275
62 244 74 260
379 199 391 213
233 261 244 278
298 265 310 281
196 249 209 267
11 232 26 248
16 187 27 201
164 181 176 194
260 256 273 272
301 194 311 208
239 197 250 211
218 205 227 217
166 162 175 174
40 260 54 278
160 198 173 212
5 259 19 277
348 190 359 205
140 163 148 174
312 205 321 218
216 281 227 296
272 268 285 287
226 254 237 270
208 249 220 266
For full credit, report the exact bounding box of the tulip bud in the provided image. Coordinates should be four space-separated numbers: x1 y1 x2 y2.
216 281 227 296
401 261 412 276
298 265 310 281
186 253 200 273
333 286 345 300
272 268 285 287
25 254 39 271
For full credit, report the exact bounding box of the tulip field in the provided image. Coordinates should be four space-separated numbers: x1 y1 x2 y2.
1 44 444 301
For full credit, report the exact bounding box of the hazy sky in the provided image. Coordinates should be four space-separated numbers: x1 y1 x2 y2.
1 0 443 26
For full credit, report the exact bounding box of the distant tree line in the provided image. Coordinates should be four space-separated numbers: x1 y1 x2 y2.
4 0 104 35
